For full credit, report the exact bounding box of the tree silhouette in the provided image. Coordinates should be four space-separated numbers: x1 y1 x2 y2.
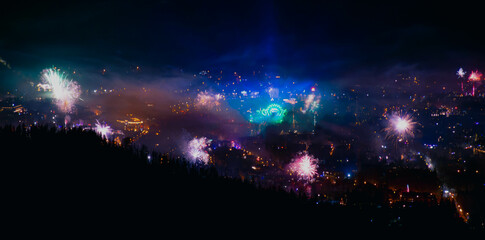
0 125 474 234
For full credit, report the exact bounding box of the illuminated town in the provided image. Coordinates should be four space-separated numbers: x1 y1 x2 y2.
1 0 484 234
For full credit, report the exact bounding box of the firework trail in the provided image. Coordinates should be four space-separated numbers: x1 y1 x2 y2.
384 112 417 141
457 68 467 92
95 120 113 139
39 68 81 113
468 70 482 96
186 137 211 164
287 152 319 182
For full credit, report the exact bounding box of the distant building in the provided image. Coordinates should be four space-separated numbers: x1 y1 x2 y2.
116 117 146 132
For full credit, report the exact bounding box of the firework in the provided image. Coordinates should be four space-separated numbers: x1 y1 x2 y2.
267 87 279 99
260 103 286 117
95 120 113 139
468 70 482 96
287 152 319 181
251 103 287 124
186 137 211 164
468 70 482 81
457 68 466 78
195 91 223 110
39 68 81 113
301 94 320 114
424 156 434 171
385 112 417 141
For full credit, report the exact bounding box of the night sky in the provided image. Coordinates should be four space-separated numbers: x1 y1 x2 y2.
2 0 485 89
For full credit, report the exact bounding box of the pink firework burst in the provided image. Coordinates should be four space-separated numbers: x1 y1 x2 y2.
288 152 319 181
469 70 482 81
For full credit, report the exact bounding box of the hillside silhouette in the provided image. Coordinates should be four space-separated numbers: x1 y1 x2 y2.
0 125 473 235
